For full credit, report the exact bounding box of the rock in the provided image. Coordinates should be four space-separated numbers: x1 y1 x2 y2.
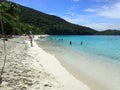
44 84 52 87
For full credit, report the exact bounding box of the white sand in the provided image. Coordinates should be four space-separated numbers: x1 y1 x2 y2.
0 36 90 90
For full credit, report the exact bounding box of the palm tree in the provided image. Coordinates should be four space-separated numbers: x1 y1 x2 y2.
7 2 20 21
0 1 20 35
0 1 21 84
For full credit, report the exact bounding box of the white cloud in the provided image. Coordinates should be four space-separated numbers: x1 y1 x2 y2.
99 2 120 19
101 6 109 10
65 5 80 16
93 0 114 2
61 12 120 30
62 1 120 31
85 23 120 31
62 14 120 30
69 5 79 11
62 15 84 24
93 0 110 2
84 8 98 12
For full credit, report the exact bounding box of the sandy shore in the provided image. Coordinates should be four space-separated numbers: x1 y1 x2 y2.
0 36 90 90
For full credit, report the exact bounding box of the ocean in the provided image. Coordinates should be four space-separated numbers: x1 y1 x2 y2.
36 35 120 90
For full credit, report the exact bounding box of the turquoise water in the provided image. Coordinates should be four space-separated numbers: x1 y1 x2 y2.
46 35 120 64
37 35 120 90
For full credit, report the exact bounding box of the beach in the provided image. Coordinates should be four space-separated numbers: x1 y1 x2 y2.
36 35 120 90
0 36 90 90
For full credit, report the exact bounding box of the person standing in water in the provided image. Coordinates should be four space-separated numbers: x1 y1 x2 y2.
70 41 72 45
28 31 33 47
80 41 83 45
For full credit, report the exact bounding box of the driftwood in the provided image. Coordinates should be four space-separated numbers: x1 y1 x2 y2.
0 76 2 84
2 38 9 41
0 8 7 85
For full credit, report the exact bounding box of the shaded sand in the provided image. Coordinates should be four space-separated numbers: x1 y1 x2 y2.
0 36 90 90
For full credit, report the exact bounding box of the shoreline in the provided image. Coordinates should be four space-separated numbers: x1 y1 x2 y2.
36 35 120 90
30 37 90 90
0 36 90 90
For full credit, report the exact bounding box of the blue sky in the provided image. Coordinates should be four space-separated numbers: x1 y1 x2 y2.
10 0 120 31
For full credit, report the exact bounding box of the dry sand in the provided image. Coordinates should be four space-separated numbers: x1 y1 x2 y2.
0 36 90 90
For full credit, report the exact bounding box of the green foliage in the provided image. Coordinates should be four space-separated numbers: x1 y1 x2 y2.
19 5 98 35
96 30 120 35
0 1 20 35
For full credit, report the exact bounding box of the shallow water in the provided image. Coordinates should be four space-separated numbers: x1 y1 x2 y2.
36 35 120 90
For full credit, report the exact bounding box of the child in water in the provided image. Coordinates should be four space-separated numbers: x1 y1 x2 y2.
70 41 72 45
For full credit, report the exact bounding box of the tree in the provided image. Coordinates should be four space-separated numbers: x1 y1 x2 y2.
0 1 20 35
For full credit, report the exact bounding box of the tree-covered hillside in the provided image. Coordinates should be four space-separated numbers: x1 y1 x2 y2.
19 5 97 35
0 1 120 36
97 30 120 35
0 1 98 35
0 1 21 36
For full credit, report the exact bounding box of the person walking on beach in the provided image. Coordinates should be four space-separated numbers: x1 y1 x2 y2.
28 31 33 47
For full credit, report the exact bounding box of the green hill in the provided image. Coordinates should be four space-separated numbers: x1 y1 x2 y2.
19 5 97 35
96 30 120 35
0 1 120 35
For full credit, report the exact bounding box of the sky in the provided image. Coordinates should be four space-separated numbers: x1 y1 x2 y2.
10 0 120 31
